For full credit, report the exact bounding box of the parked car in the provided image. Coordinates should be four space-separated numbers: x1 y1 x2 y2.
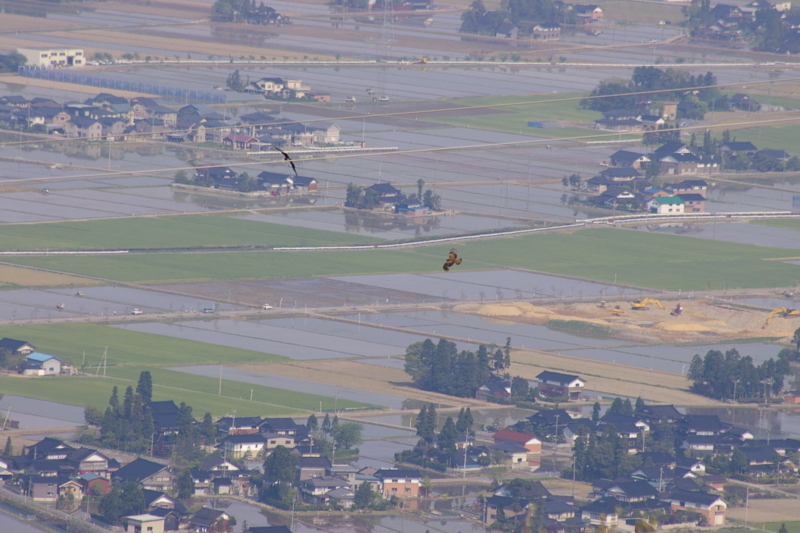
131 308 142 315
345 96 356 103
202 307 215 314
378 96 389 102
263 304 273 310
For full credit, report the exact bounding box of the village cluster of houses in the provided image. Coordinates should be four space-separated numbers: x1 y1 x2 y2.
691 0 800 52
0 90 344 150
475 405 798 530
495 3 603 40
191 166 319 196
582 139 790 213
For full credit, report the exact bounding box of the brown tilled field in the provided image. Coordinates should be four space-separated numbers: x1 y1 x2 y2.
458 299 796 343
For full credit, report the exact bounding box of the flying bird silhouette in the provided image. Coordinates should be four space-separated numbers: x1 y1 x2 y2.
273 146 298 176
443 248 463 272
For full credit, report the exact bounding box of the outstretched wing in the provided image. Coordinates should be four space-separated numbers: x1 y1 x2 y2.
274 146 298 176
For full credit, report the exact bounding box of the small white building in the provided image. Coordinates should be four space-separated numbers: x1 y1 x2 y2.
648 196 685 215
125 514 165 533
17 48 85 68
23 352 61 376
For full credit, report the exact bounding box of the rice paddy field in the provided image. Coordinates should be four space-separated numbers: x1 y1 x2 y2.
0 214 381 251
0 323 287 368
0 367 373 416
7 227 800 291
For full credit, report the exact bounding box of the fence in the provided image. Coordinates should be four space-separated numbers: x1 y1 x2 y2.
18 66 227 103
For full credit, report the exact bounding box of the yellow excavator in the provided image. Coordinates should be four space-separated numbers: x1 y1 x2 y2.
631 298 665 311
762 307 800 328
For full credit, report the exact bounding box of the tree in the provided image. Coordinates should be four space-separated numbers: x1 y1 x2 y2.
226 69 246 91
437 417 458 454
84 405 104 426
416 404 436 444
422 189 442 211
109 386 120 414
176 469 194 500
731 448 748 474
332 422 363 449
494 348 505 370
622 398 634 416
99 482 145 524
608 398 625 415
592 402 601 422
511 376 529 398
779 524 788 533
456 407 474 434
307 413 318 432
263 445 298 484
136 372 152 404
0 52 26 72
417 178 425 201
321 413 331 433
345 183 363 208
635 397 646 412
504 337 512 368
200 412 216 445
354 481 375 509
2 437 11 459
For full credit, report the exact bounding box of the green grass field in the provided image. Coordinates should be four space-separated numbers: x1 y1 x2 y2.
0 323 286 367
726 125 800 155
748 95 800 110
763 521 800 533
2 248 447 283
0 214 380 251
425 94 619 139
0 366 375 416
7 228 800 290
756 219 800 231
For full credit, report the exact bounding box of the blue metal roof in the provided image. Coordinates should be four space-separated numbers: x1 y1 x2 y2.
26 352 59 363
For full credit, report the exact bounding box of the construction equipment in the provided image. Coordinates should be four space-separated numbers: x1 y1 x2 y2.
631 298 665 311
611 306 624 316
762 307 800 328
413 57 429 64
671 303 682 316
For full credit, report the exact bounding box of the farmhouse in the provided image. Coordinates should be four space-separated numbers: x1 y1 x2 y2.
665 489 727 525
536 371 585 400
23 353 61 376
376 468 422 498
492 429 542 454
648 196 684 215
114 458 173 492
0 338 36 355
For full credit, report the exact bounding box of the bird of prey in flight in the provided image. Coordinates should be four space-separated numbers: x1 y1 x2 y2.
274 146 298 176
443 248 463 272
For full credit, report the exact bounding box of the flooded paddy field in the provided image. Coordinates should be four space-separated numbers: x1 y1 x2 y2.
632 222 800 249
686 406 800 439
238 210 522 239
116 318 410 360
564 341 786 374
171 365 406 409
0 286 241 319
0 395 84 430
150 277 451 308
332 270 642 304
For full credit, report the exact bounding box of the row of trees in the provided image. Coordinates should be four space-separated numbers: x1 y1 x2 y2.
83 372 215 461
404 338 498 398
396 404 478 469
345 181 442 211
83 372 156 454
211 0 282 24
175 170 261 193
687 348 792 401
460 0 578 36
581 66 720 119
